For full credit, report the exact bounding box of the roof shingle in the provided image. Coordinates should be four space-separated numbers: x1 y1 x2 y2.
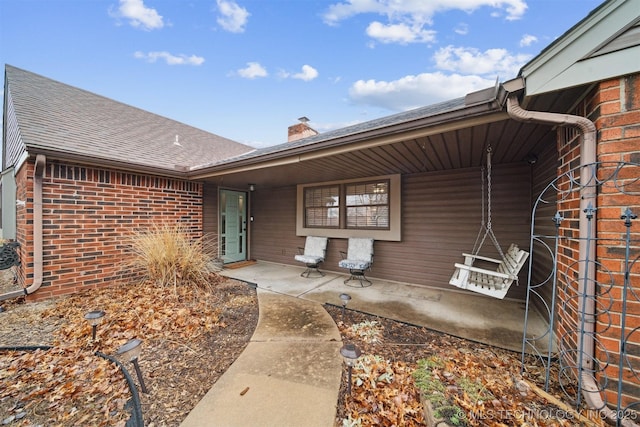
5 65 255 173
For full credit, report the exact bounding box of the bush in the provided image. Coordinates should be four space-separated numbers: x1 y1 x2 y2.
124 222 218 288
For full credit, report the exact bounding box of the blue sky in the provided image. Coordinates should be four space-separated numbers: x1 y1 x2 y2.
1 0 603 148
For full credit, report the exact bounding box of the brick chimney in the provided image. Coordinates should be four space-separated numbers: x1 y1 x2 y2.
288 116 318 142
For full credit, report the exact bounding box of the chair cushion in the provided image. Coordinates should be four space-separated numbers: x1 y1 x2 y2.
346 238 374 262
303 236 328 258
295 255 323 264
339 259 370 270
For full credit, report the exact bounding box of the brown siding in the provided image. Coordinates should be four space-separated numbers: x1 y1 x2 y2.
250 185 300 263
250 163 532 299
530 140 560 308
202 183 218 248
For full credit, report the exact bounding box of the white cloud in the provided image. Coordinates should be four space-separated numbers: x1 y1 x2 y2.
279 65 319 81
292 65 319 81
133 51 205 65
216 0 249 33
237 62 268 79
520 34 538 47
454 23 469 35
366 21 436 44
322 1 527 45
323 0 527 27
433 45 531 78
112 0 164 30
349 72 494 110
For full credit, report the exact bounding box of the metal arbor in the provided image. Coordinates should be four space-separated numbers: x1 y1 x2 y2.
522 161 639 425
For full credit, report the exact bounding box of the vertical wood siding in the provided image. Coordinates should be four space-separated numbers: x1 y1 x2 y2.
250 163 533 299
529 140 560 309
202 183 218 252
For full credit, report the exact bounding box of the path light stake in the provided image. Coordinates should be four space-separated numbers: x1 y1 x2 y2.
340 343 361 396
117 338 148 394
339 293 351 322
84 310 105 341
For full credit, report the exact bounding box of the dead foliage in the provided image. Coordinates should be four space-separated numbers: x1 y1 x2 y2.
0 276 258 426
327 306 607 427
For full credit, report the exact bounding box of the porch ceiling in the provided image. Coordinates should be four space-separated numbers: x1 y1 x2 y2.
203 118 556 190
203 85 587 190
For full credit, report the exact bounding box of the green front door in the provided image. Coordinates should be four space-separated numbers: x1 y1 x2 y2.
220 190 247 264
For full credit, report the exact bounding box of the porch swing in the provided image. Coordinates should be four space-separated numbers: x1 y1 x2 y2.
449 146 529 299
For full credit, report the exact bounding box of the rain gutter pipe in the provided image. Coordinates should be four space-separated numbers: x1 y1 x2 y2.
0 154 45 301
504 89 634 426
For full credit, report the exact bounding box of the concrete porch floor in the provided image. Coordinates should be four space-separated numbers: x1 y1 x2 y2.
220 261 552 353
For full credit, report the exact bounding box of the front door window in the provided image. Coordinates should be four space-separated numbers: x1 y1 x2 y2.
220 190 247 263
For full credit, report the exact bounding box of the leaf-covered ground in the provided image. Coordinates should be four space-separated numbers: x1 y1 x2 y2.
325 306 607 427
1 274 612 427
0 277 258 427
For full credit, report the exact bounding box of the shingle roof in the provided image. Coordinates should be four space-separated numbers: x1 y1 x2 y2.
5 65 255 173
192 96 468 169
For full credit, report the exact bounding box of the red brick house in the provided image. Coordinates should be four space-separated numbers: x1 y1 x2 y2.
2 0 638 419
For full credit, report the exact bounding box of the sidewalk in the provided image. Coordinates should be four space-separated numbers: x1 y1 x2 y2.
218 261 551 353
180 289 343 427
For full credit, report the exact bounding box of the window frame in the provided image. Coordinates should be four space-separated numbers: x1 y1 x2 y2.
303 184 340 229
296 174 401 241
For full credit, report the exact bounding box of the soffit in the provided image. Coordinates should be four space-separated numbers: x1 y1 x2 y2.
521 0 640 96
198 78 590 191
202 117 557 190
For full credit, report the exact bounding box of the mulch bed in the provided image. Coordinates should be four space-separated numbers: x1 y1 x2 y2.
1 273 610 427
325 305 606 427
0 277 258 427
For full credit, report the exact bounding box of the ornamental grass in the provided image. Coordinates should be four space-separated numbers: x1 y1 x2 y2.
124 222 218 289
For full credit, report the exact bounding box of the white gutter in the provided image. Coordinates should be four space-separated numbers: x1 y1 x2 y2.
0 154 45 301
506 94 635 426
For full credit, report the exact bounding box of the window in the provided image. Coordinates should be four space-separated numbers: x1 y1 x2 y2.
297 174 400 241
345 181 389 229
304 185 339 228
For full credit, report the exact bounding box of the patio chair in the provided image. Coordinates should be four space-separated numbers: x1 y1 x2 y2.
294 236 329 278
339 238 374 287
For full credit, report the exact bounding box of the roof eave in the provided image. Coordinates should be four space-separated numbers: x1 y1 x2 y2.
188 98 505 180
25 146 191 179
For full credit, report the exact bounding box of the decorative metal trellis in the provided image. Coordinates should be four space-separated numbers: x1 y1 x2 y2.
522 161 639 426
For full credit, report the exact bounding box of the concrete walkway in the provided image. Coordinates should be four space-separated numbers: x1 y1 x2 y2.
219 261 551 353
181 261 551 426
180 289 343 427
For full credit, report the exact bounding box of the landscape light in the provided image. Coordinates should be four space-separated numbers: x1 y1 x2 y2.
117 338 149 394
340 343 361 395
84 310 105 340
339 293 351 321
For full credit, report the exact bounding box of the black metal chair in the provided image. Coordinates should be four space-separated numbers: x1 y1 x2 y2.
294 236 328 278
339 238 374 287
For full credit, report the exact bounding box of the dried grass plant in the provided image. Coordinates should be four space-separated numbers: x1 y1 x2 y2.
124 222 219 290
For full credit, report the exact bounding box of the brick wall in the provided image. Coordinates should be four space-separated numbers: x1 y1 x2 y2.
556 73 640 407
16 160 203 301
590 74 640 406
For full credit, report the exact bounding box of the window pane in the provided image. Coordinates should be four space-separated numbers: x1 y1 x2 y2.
345 180 389 229
304 185 339 228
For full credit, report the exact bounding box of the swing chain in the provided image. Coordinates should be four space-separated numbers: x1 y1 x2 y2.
486 146 492 231
472 145 506 260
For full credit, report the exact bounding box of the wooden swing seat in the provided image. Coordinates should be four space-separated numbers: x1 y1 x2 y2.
449 243 529 299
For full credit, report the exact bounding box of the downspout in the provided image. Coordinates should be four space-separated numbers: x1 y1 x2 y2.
506 95 633 426
24 154 46 295
0 154 45 301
